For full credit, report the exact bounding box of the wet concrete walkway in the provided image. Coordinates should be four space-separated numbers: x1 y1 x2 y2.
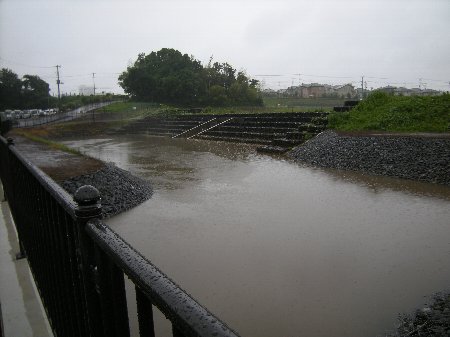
0 183 53 337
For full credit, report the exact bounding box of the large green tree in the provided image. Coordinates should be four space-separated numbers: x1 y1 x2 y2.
119 48 262 107
22 74 50 108
0 69 51 110
0 68 22 110
119 48 205 105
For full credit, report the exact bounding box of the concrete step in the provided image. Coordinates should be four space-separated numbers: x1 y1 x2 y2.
297 125 326 132
160 121 201 127
195 134 272 145
272 138 303 147
201 130 286 140
213 125 298 133
226 117 323 125
173 117 222 139
256 145 290 154
285 132 306 141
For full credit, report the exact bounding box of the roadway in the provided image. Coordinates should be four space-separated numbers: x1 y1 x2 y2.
16 101 117 128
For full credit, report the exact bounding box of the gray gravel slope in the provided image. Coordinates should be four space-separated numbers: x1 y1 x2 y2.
61 163 153 218
289 130 450 185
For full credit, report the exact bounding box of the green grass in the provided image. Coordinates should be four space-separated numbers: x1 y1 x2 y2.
96 102 162 118
328 92 450 132
263 96 346 110
13 130 82 155
97 99 333 118
99 101 158 114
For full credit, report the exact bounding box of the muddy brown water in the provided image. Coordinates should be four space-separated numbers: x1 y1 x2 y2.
64 135 450 337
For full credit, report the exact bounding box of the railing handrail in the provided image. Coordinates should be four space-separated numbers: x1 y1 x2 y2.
86 218 240 337
0 134 241 337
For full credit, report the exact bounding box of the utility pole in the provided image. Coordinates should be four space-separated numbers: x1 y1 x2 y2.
361 75 364 99
56 65 62 100
92 73 96 96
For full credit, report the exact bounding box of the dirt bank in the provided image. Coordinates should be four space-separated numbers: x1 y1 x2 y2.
11 136 152 218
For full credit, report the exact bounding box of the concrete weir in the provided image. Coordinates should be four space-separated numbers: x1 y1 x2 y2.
120 112 329 152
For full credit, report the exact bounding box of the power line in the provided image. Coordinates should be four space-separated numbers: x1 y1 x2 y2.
420 78 448 83
0 56 54 69
294 73 354 79
365 76 390 80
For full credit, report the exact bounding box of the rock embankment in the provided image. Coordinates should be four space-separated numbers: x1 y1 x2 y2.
61 163 153 218
289 130 450 186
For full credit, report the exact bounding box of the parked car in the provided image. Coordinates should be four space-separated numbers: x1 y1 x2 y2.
27 109 38 117
13 110 23 118
5 110 13 119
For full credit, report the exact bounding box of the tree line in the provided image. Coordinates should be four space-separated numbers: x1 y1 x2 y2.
0 68 123 112
0 68 52 110
119 48 263 107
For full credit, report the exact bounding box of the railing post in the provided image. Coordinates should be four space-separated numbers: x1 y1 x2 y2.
75 185 130 337
4 137 14 202
6 137 26 260
74 185 104 337
136 286 155 337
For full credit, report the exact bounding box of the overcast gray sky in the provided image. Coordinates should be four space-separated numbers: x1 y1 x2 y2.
1 0 449 95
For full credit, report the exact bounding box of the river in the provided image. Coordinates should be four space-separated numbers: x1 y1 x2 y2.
64 134 450 337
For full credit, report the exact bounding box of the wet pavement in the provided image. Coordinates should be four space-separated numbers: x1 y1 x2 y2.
0 183 53 337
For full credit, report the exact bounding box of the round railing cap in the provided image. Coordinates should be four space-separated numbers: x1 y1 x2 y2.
74 185 101 206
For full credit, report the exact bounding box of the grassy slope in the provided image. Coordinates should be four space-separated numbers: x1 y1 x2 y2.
100 99 336 116
263 96 345 110
328 92 450 132
11 129 82 155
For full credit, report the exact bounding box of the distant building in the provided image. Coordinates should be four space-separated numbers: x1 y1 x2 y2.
333 84 356 98
281 83 356 98
300 83 327 98
261 88 277 97
377 85 397 95
78 85 95 96
377 86 441 96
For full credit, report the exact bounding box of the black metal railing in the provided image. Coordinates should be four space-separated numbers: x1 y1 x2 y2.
0 135 240 337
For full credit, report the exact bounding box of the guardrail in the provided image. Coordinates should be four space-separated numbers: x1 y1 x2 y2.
0 135 240 337
16 102 118 128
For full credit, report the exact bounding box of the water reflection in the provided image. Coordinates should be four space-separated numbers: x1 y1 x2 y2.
63 135 450 337
313 166 450 201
